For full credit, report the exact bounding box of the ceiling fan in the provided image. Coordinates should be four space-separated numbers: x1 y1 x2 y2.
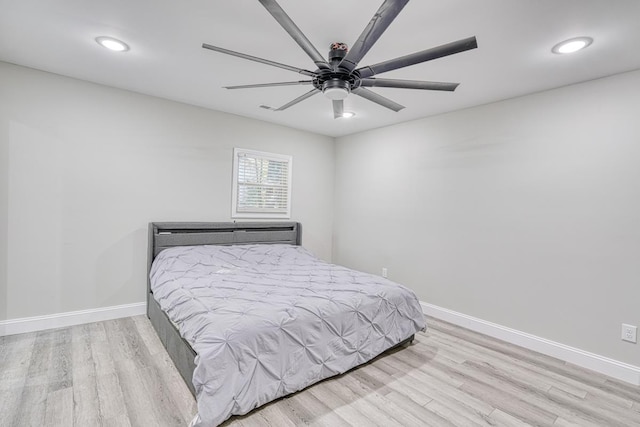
202 0 478 118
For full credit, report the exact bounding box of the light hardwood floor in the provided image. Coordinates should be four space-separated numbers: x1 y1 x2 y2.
1 315 639 426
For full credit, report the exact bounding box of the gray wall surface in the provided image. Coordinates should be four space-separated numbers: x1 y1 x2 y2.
2 59 639 368
333 70 640 366
0 62 334 321
0 115 8 321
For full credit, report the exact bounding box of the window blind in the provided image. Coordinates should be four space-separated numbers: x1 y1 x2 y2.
232 149 292 217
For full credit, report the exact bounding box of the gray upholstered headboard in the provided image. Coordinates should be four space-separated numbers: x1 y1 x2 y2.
146 221 301 295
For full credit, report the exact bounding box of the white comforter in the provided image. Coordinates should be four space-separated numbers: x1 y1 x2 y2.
150 244 426 426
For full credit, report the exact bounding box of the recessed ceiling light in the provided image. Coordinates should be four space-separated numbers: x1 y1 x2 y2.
341 112 355 119
552 37 593 54
95 36 130 52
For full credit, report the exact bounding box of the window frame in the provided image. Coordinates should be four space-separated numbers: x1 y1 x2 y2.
231 148 293 219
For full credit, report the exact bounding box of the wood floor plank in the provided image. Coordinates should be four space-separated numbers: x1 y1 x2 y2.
545 387 616 427
0 333 36 426
425 400 486 427
101 412 134 427
383 390 456 427
425 330 560 395
386 358 496 427
72 376 101 426
0 332 36 390
68 323 102 424
377 345 466 388
321 377 399 427
24 329 55 387
240 402 296 427
427 316 618 391
549 385 640 427
91 327 117 377
87 320 108 342
286 390 351 427
412 336 468 364
464 357 637 427
428 323 632 406
488 408 532 426
306 382 375 426
457 358 621 427
95 372 128 421
48 329 73 393
103 318 136 363
133 315 197 423
132 313 167 356
339 373 439 427
554 416 588 426
0 388 19 427
600 378 640 405
360 362 434 405
151 351 198 424
118 317 156 370
114 359 163 427
70 324 96 382
426 327 590 398
584 388 635 411
348 365 397 397
427 317 577 372
10 329 56 425
44 386 73 427
378 350 498 417
461 376 558 426
138 364 189 426
9 383 48 426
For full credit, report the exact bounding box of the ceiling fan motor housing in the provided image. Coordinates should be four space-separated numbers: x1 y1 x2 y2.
319 43 358 99
329 42 348 64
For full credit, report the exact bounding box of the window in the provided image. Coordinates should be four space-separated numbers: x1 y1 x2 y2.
232 148 292 218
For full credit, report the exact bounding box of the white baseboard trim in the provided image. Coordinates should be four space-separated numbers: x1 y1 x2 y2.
0 302 147 337
420 301 640 386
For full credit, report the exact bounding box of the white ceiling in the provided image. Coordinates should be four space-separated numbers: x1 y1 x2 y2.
1 0 640 137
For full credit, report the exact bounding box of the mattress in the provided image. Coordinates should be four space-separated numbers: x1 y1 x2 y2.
150 244 426 426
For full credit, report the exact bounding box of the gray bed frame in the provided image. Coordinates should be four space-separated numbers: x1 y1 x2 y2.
147 221 302 395
146 221 413 399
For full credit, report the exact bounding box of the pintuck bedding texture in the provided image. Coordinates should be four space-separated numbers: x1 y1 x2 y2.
150 244 426 427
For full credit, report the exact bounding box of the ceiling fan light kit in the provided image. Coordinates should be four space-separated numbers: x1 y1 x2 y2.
202 0 477 118
323 79 350 100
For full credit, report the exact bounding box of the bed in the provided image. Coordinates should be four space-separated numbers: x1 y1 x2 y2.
147 222 426 426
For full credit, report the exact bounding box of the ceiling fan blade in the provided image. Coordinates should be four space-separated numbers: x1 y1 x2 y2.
332 100 344 119
259 0 331 70
356 36 478 79
360 78 459 91
275 89 320 111
338 0 409 73
202 43 317 77
225 81 313 89
352 87 404 112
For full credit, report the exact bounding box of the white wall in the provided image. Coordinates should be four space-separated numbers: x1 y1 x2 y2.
2 58 638 367
334 70 640 366
0 110 8 321
0 61 334 321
